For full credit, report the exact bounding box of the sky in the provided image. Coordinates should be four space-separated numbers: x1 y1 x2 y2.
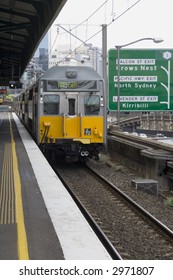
36 0 173 55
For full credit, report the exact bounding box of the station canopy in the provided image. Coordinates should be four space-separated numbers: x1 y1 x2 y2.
0 0 67 86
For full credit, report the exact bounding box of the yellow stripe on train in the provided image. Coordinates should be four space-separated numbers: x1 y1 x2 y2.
39 115 104 143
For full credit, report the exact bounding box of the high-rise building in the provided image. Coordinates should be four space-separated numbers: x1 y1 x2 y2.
48 43 102 75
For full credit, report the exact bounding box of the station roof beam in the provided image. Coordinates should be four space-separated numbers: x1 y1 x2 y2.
0 0 67 85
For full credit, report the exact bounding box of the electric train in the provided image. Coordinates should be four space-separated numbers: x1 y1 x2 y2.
14 66 106 162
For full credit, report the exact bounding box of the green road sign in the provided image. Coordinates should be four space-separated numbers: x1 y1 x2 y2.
108 49 173 111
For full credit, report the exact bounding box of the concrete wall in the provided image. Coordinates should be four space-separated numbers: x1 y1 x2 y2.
107 136 145 175
107 136 173 192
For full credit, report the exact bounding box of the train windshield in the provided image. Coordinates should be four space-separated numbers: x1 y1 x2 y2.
43 94 59 115
84 95 100 115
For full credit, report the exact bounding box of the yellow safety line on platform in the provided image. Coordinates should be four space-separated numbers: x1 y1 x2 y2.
0 144 15 224
9 113 29 260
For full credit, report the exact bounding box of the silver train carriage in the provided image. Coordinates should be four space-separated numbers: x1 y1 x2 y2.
14 66 106 161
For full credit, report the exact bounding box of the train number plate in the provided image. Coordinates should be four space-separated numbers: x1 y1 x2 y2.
84 128 91 135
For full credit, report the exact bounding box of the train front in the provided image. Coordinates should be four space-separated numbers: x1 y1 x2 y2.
38 66 105 162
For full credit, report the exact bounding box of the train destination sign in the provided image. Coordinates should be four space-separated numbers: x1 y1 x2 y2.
45 80 98 91
108 49 173 111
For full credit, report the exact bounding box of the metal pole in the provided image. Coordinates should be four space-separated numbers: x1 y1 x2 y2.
116 46 120 126
102 24 107 149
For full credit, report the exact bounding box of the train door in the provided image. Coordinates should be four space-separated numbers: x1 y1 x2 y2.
63 93 79 138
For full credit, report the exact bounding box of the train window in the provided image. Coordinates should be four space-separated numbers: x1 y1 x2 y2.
84 95 100 115
43 95 59 115
68 98 76 115
29 89 33 100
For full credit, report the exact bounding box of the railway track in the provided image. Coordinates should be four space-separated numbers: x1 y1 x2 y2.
53 161 173 260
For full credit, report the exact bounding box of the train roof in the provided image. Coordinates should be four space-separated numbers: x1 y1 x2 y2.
40 66 102 81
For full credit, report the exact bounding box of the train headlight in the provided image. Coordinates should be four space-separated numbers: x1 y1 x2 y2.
100 96 104 107
9 81 16 88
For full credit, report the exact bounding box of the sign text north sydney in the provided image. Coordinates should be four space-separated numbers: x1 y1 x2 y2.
108 49 173 111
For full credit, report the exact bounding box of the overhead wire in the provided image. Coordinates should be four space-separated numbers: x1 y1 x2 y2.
56 0 142 64
46 1 109 63
39 0 142 67
58 0 109 36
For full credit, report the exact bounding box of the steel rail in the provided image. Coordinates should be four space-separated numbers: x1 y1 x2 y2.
86 164 173 240
55 168 122 260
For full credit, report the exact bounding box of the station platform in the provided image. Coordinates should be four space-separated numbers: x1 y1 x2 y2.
0 111 111 260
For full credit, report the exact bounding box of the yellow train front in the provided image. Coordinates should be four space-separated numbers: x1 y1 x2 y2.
0 94 4 105
15 66 106 162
